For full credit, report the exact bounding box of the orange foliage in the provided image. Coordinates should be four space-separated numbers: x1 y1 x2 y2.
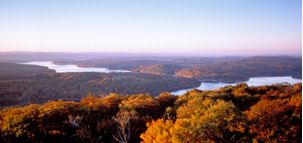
246 96 301 142
140 119 174 143
0 83 301 143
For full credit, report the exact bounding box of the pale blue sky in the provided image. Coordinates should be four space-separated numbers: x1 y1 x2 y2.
0 0 301 56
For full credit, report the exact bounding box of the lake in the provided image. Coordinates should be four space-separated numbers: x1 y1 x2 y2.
21 61 131 73
19 61 302 95
171 76 302 95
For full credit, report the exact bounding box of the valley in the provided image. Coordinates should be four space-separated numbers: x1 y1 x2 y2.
0 52 301 108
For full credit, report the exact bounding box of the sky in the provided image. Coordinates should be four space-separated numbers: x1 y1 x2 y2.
0 0 301 56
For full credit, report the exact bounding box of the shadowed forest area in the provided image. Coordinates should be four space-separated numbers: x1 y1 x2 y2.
0 83 301 143
0 62 200 107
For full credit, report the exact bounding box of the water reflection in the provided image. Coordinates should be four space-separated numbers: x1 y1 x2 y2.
172 76 301 95
21 61 131 73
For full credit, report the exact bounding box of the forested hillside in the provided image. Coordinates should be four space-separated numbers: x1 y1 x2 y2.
0 53 300 83
0 72 199 107
175 57 302 82
0 83 301 143
54 56 302 83
0 63 201 107
0 63 55 80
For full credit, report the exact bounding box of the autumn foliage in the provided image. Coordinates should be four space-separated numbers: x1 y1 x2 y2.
0 83 301 143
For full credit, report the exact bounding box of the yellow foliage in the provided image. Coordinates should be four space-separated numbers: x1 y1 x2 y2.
1 104 40 138
140 119 174 143
171 99 237 142
119 94 160 116
81 93 125 109
141 97 240 143
288 93 301 108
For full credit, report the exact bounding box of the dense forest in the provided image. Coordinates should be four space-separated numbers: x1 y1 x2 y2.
0 83 301 143
54 56 302 82
134 57 302 82
0 63 199 107
0 52 301 83
0 53 301 142
0 63 55 80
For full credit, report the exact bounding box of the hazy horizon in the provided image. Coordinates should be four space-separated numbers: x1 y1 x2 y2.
0 0 301 56
0 51 302 58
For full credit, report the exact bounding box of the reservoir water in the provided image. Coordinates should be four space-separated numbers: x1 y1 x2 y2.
21 61 131 73
171 76 302 95
20 61 301 95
